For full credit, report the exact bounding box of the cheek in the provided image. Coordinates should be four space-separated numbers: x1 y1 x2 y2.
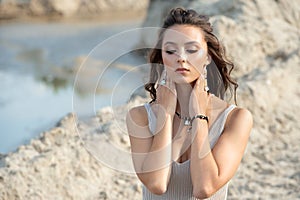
188 49 206 72
189 49 206 63
162 53 175 68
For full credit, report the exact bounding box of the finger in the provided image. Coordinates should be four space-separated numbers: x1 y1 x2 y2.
171 80 177 96
195 76 205 92
165 73 173 90
158 69 166 86
168 75 176 91
208 93 212 100
196 77 201 88
192 77 199 91
161 69 166 80
164 74 177 98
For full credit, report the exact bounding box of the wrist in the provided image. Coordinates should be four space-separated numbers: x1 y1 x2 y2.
190 110 207 118
191 114 209 124
152 103 175 118
157 111 174 126
194 135 211 159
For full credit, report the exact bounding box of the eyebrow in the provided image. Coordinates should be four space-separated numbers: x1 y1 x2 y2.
163 41 201 46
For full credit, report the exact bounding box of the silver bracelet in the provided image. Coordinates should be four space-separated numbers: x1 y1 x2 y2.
191 114 209 124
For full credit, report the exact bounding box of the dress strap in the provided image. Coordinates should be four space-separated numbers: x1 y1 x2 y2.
144 103 156 135
209 104 236 148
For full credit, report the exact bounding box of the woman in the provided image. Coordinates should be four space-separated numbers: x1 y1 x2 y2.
126 7 253 200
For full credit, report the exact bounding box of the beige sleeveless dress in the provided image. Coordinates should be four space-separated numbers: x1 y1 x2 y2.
142 103 236 200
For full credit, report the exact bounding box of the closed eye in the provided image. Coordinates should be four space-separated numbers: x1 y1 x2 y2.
165 50 176 54
186 49 198 54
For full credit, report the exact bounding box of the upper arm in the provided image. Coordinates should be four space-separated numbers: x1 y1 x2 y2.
212 108 253 181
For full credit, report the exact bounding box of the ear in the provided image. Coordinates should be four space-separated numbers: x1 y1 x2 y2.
205 54 212 65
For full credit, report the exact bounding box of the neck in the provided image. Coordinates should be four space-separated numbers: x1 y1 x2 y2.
175 82 195 116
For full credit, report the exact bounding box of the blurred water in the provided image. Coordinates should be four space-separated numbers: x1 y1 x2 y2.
0 19 147 154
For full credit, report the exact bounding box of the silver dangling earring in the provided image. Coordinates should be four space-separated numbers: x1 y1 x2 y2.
159 69 167 85
203 66 209 93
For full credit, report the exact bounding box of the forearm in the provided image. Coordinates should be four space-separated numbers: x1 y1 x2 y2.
138 113 173 193
190 120 221 198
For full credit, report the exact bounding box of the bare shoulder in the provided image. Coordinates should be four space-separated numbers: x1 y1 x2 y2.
126 105 153 139
229 107 253 124
225 107 253 135
126 105 148 127
210 95 253 129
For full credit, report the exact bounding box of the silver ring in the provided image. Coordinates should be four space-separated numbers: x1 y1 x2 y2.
160 79 166 85
204 86 209 92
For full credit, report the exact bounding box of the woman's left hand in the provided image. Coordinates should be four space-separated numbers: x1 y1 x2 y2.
189 76 211 117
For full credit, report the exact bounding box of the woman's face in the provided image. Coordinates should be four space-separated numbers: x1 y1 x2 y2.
161 25 209 84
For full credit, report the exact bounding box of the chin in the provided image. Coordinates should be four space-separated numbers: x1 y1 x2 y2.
173 77 197 85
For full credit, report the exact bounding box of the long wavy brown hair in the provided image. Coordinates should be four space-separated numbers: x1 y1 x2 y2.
145 7 238 104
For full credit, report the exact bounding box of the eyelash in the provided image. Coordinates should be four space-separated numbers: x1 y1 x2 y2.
165 50 176 54
165 49 198 54
186 49 198 53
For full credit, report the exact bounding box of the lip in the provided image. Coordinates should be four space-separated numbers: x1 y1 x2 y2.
175 68 190 73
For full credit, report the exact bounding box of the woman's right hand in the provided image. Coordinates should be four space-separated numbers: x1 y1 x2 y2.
155 71 177 116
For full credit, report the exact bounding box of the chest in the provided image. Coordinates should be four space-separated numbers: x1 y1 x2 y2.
171 111 221 163
171 117 194 163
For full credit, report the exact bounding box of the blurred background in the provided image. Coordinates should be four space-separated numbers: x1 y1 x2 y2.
0 0 151 153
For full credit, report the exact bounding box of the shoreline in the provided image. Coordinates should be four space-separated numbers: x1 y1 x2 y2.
0 10 148 25
0 0 149 24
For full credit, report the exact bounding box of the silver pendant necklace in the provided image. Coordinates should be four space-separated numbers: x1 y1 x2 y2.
175 111 191 125
175 111 192 132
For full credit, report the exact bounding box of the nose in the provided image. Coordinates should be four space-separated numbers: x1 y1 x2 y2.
177 52 187 63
